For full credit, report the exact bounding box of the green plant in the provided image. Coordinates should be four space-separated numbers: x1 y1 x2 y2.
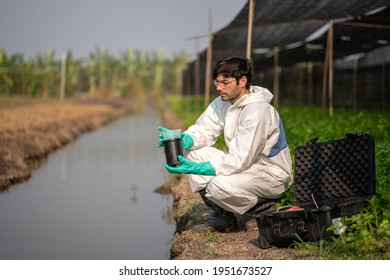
204 230 218 242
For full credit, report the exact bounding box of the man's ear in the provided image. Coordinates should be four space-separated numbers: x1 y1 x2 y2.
240 76 247 88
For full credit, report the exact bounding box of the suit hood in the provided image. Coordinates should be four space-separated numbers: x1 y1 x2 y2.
234 86 274 108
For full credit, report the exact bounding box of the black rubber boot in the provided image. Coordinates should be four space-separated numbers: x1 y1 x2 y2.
198 189 237 231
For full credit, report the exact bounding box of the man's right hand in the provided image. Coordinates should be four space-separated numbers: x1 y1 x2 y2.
157 126 194 149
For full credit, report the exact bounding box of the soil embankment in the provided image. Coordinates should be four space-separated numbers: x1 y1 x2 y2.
170 175 304 259
0 97 136 190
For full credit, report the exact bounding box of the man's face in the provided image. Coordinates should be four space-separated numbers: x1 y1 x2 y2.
214 74 248 104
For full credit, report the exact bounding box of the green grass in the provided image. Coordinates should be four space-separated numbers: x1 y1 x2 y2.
166 95 390 259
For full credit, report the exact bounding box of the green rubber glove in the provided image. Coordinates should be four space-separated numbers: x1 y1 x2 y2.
157 126 168 147
180 132 194 149
165 155 216 176
157 126 194 149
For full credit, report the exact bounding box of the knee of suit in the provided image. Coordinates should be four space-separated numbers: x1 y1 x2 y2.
206 183 224 201
206 179 259 215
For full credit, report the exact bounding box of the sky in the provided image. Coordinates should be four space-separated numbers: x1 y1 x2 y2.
0 0 247 60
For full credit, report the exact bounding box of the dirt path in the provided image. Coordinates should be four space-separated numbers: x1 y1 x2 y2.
0 97 136 190
169 175 308 260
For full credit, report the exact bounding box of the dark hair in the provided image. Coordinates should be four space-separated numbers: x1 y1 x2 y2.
212 56 254 89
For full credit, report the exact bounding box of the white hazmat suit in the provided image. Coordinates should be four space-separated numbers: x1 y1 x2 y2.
184 85 293 215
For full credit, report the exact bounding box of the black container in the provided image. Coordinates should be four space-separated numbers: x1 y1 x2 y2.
163 138 183 167
255 133 376 248
256 205 335 249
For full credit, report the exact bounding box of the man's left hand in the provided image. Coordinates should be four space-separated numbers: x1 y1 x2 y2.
164 155 216 176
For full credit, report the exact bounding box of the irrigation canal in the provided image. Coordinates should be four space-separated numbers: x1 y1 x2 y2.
0 108 176 260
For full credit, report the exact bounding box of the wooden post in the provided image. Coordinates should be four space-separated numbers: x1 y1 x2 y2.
184 68 191 112
273 47 280 108
204 8 213 109
60 53 67 101
352 57 359 113
308 62 313 106
194 39 200 112
382 47 386 114
246 0 255 59
187 34 209 111
327 21 334 117
322 39 329 111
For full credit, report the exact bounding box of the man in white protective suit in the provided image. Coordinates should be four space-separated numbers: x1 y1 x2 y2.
158 56 292 231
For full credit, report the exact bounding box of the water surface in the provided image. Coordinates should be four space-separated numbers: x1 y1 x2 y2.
0 109 175 259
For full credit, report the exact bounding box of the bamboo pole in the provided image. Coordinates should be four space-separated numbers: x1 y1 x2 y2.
322 35 329 111
186 34 208 111
337 21 390 30
194 39 200 112
204 8 213 109
246 0 255 59
382 47 386 114
352 57 359 113
60 53 67 101
308 62 313 106
273 47 280 108
328 21 334 117
184 68 191 112
216 18 390 38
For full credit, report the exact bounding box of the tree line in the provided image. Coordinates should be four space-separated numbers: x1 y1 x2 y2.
0 47 189 98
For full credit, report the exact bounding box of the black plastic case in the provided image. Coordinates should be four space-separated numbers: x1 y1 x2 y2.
255 133 375 248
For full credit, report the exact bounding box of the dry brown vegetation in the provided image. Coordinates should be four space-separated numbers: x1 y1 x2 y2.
0 97 136 190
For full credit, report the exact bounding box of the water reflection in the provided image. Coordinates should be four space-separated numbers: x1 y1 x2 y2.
0 108 176 260
159 194 175 225
130 184 138 204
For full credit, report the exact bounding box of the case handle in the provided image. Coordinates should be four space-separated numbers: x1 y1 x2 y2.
346 132 363 139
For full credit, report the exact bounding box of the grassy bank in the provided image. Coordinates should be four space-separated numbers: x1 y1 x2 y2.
167 95 390 259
